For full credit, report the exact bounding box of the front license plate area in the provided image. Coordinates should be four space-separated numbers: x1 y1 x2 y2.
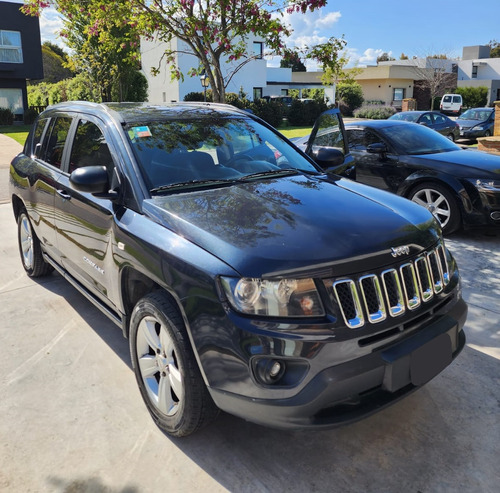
410 333 452 386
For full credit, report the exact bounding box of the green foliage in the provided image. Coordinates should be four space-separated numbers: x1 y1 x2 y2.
225 92 250 109
489 40 500 58
0 108 14 125
280 49 306 72
377 52 395 63
354 105 397 119
455 86 489 108
111 70 148 102
287 99 327 126
336 82 364 116
183 91 212 102
249 99 285 128
37 42 73 83
23 108 39 125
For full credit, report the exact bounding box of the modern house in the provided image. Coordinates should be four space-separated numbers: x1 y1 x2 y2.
0 1 43 121
140 35 334 103
457 45 500 105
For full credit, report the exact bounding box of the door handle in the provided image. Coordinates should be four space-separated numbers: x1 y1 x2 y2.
56 189 71 200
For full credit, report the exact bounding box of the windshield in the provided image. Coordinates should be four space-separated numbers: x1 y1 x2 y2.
379 123 460 155
126 116 319 193
458 109 493 121
389 113 420 123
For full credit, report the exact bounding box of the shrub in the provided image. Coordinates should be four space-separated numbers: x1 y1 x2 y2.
336 82 364 116
225 92 250 109
249 99 285 128
354 105 397 119
0 107 14 125
287 99 327 126
23 108 39 125
455 86 488 108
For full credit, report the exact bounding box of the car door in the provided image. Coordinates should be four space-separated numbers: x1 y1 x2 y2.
304 108 354 175
54 115 120 308
25 114 73 260
346 127 409 193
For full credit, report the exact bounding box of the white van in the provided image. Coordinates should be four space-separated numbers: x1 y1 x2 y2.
440 94 463 115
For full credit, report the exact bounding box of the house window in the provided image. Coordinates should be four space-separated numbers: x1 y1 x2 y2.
393 88 405 101
253 42 263 59
281 89 289 96
0 30 23 63
253 87 263 100
0 88 23 116
472 65 478 79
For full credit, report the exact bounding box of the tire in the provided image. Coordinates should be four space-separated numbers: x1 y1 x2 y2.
446 133 455 142
409 182 461 234
484 130 491 137
17 210 53 277
129 291 218 437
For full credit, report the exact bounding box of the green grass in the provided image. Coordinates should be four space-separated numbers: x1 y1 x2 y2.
277 125 312 139
0 125 31 146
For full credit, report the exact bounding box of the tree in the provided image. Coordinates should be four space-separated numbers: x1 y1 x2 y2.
377 52 395 63
489 40 500 58
280 49 306 72
24 1 328 104
36 42 73 84
400 53 409 60
336 82 363 116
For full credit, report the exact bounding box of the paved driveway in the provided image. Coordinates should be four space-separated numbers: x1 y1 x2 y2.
0 135 499 492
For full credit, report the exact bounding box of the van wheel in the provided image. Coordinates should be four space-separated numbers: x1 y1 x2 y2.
409 182 461 234
17 211 53 277
129 291 218 437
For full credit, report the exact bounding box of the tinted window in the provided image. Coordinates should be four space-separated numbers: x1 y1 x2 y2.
433 114 447 124
30 117 48 157
69 120 113 174
347 129 382 151
310 112 346 154
41 117 73 169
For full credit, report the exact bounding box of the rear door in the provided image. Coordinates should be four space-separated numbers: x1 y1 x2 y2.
54 115 120 308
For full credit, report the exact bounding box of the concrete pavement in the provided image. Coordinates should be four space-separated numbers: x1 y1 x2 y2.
0 134 499 492
0 133 22 205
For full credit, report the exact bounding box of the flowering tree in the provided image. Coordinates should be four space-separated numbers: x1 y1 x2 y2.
23 1 330 103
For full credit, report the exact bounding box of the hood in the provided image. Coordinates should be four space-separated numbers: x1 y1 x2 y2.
143 174 439 278
457 118 489 128
413 149 500 177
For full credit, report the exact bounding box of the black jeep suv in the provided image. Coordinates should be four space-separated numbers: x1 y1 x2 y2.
10 102 466 436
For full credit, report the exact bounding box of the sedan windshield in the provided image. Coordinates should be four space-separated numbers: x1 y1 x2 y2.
458 109 493 121
379 123 460 155
389 113 420 123
127 116 319 193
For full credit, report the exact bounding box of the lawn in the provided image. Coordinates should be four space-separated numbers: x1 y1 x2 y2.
277 125 312 139
0 125 31 146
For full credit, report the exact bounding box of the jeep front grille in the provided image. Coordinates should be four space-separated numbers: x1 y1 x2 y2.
328 244 450 329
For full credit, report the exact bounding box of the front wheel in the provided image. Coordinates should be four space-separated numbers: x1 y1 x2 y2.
17 211 53 277
129 291 218 437
409 182 461 234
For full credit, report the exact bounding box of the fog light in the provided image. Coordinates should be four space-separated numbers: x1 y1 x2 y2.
254 358 286 385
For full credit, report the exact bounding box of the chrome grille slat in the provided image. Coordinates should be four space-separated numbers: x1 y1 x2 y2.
328 245 449 329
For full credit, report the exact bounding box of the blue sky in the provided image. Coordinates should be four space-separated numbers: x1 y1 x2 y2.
17 0 500 68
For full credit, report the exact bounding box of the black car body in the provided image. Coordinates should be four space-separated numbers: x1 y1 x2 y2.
296 114 500 234
456 108 495 139
388 111 460 141
10 102 466 436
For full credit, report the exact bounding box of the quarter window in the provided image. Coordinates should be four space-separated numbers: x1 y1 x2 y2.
0 30 22 63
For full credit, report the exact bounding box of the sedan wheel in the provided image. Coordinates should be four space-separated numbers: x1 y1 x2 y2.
130 292 218 437
410 183 461 234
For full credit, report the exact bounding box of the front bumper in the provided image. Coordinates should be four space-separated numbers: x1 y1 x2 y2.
208 297 467 430
459 128 487 138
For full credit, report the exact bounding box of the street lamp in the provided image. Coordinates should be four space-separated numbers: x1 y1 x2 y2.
200 70 210 102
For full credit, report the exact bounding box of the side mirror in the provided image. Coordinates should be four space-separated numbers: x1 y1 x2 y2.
70 166 117 199
367 142 387 154
311 147 345 169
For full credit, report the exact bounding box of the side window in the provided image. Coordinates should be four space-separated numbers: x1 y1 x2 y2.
41 117 73 169
311 112 346 154
347 129 366 150
30 117 48 157
433 114 446 124
68 120 112 174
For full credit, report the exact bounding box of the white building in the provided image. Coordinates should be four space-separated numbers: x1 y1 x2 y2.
140 35 333 103
457 45 500 105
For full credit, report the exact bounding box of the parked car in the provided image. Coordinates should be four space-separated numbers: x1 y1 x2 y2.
388 111 460 141
456 107 495 139
10 102 467 437
440 94 463 115
295 114 500 234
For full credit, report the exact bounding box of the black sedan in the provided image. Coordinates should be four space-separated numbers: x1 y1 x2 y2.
388 111 460 141
296 116 500 234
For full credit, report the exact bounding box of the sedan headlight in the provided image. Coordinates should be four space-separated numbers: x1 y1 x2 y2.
220 277 325 318
474 179 500 191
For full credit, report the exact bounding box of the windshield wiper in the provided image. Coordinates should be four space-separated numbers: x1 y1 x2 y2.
150 178 238 194
240 169 300 181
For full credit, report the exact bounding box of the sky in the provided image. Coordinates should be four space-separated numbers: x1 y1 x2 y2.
13 0 500 69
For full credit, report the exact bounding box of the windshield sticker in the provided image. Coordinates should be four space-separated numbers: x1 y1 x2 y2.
132 126 152 138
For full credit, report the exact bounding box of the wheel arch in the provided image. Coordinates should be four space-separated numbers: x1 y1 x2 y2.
11 194 25 221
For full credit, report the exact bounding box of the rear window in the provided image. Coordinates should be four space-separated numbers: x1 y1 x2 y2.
443 96 452 103
453 96 462 103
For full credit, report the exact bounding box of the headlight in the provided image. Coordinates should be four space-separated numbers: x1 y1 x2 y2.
474 179 500 191
474 125 486 131
220 277 325 318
